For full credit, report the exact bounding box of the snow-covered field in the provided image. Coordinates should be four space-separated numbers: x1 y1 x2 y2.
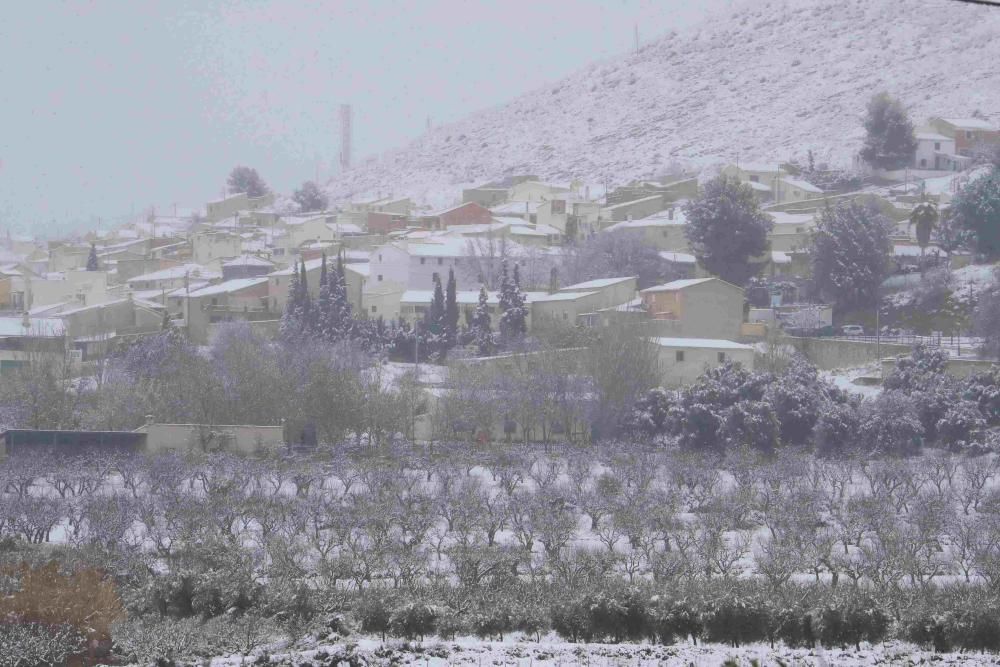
176 635 1000 667
322 0 1000 208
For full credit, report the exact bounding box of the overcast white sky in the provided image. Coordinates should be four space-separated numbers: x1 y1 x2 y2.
0 0 733 235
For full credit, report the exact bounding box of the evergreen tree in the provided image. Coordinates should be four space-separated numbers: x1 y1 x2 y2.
279 260 303 340
472 286 495 356
683 175 773 285
331 252 353 338
316 253 336 340
298 260 314 333
951 167 1000 259
292 180 328 212
909 198 939 271
227 166 269 198
445 268 459 343
426 273 446 334
498 260 527 340
859 92 918 170
86 244 99 271
810 200 892 311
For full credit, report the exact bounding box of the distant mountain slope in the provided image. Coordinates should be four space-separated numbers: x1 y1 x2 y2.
325 0 1000 207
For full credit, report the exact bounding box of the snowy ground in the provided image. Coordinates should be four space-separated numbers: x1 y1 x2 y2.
821 363 883 398
176 635 999 667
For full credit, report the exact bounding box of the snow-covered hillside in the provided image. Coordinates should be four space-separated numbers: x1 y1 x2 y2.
324 0 1000 207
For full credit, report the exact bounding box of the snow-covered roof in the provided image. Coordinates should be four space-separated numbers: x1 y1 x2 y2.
602 195 664 211
127 263 221 284
345 263 370 277
778 177 823 193
508 225 548 237
561 276 635 291
640 277 717 292
649 337 753 350
326 222 365 235
222 254 275 268
0 317 65 337
491 201 540 215
937 117 995 131
606 208 688 230
268 258 326 276
186 277 268 298
771 250 791 264
532 290 598 302
736 162 784 173
403 239 475 257
659 251 697 264
746 180 772 192
916 132 953 142
55 296 163 317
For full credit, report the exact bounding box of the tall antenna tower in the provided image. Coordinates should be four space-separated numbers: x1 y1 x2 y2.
634 23 639 54
339 104 353 171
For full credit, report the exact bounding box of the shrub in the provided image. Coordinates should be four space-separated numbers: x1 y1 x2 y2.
701 591 768 648
815 594 888 651
389 601 439 641
648 596 701 645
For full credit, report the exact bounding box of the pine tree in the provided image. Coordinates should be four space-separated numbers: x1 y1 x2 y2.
445 268 459 343
683 175 773 285
331 252 353 339
859 92 918 170
86 244 99 271
810 200 892 311
951 166 1000 259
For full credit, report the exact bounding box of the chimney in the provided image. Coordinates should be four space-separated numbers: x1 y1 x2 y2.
585 186 591 200
668 207 674 220
145 414 155 426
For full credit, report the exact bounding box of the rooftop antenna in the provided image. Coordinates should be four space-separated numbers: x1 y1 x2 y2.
634 23 639 55
339 104 353 172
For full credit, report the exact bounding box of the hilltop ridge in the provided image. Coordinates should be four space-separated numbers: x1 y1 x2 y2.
324 0 1000 206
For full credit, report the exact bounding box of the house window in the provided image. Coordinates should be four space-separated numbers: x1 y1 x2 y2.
749 175 759 182
437 258 443 266
920 159 927 167
675 350 685 362
377 274 383 282
966 131 973 139
371 305 377 314
378 254 382 261
934 142 941 150
420 257 426 265
662 230 668 237
718 352 726 363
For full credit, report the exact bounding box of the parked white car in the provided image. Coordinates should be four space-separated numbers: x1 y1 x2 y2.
841 325 864 336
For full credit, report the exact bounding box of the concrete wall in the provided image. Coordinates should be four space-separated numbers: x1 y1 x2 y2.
882 356 998 380
654 343 756 387
139 423 284 454
786 336 912 370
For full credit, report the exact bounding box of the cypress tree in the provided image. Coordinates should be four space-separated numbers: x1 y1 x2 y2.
445 268 459 343
279 260 303 340
427 273 446 334
86 243 100 271
473 285 494 356
499 260 528 339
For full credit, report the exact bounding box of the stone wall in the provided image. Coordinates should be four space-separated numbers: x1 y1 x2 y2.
785 336 912 370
